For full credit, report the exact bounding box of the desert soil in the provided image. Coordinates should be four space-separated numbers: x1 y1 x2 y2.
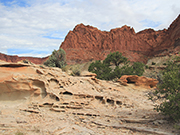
0 62 179 135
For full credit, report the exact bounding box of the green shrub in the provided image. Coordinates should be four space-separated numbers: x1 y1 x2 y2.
145 65 149 69
152 62 156 65
44 48 66 68
88 60 112 80
163 63 167 66
151 56 180 121
130 62 145 76
88 52 145 80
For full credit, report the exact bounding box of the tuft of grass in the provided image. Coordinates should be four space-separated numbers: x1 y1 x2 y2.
15 131 24 135
61 65 69 72
173 124 180 130
71 65 81 76
39 65 45 69
145 65 149 69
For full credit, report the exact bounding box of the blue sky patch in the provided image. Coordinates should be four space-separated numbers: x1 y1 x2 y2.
60 1 67 6
7 48 50 55
42 31 66 40
43 35 63 40
140 19 161 28
0 0 30 7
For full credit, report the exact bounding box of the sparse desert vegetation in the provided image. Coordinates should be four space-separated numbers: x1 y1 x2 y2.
0 14 180 134
0 1 180 134
88 51 145 80
0 50 180 135
44 48 66 68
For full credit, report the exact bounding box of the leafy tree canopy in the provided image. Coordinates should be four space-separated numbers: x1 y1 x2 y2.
103 51 128 67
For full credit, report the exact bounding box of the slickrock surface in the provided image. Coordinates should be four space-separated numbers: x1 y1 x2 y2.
0 62 179 135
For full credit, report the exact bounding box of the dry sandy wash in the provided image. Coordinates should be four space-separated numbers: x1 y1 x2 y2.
0 61 179 135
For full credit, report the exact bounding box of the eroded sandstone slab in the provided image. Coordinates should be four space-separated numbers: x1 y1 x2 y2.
0 62 178 135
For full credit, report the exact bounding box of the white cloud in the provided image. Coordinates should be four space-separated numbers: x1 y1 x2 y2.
0 0 180 57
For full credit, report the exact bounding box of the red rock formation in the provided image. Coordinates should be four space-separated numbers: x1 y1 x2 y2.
117 75 159 88
0 53 48 64
61 14 180 64
0 15 179 65
152 14 180 56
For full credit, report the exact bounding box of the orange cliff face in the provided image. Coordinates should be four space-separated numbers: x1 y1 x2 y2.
151 14 180 56
0 53 48 64
61 14 180 64
0 14 179 65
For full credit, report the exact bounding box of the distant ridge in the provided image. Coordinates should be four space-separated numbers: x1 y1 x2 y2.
0 52 48 64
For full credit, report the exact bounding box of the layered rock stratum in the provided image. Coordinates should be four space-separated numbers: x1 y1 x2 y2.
0 61 179 134
61 14 180 64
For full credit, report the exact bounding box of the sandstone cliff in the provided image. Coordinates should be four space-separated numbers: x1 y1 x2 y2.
61 14 180 64
152 14 180 56
0 15 179 65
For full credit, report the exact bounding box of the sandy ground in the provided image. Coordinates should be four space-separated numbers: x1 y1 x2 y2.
0 63 179 135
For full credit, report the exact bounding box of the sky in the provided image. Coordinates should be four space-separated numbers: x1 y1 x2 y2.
0 0 180 57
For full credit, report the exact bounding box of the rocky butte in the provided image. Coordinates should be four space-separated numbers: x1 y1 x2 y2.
60 14 180 64
0 14 179 64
